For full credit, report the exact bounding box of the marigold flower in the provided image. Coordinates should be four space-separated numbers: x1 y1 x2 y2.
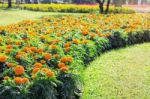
15 54 22 59
32 68 40 74
58 62 65 68
5 49 12 53
14 77 29 84
82 30 88 35
72 39 79 44
54 54 60 59
14 65 25 76
23 47 31 52
0 55 7 63
64 42 71 48
65 47 70 52
6 62 14 68
34 62 43 68
15 41 22 45
22 78 29 84
14 77 23 84
60 66 69 72
32 75 36 79
60 57 67 63
40 60 46 64
30 47 37 52
46 71 54 78
51 45 57 49
82 39 88 44
44 53 52 60
6 45 13 49
41 68 49 73
67 57 73 62
37 48 43 53
4 76 9 80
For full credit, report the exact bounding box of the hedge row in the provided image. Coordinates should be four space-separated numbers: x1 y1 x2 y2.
0 14 150 99
11 4 136 13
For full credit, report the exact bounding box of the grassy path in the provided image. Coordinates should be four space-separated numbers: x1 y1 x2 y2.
82 43 150 99
0 9 84 25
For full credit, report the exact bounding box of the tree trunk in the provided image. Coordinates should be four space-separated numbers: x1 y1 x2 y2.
8 0 12 8
97 0 105 14
105 0 110 14
99 2 104 13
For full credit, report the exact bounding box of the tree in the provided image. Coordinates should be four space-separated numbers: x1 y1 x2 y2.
105 0 110 14
96 0 111 14
8 0 12 8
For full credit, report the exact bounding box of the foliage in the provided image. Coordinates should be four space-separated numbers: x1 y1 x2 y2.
0 14 150 98
11 4 136 13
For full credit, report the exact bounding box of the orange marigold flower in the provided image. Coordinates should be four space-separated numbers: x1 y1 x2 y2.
37 48 43 53
34 62 43 68
51 45 57 49
23 47 31 52
32 68 40 74
54 54 60 59
82 30 88 36
65 47 70 52
60 66 69 72
15 54 22 59
5 49 12 54
15 41 22 45
6 45 13 49
60 57 67 63
0 55 7 63
14 77 23 84
58 62 65 68
44 53 52 60
64 42 71 48
67 57 73 62
7 63 14 68
46 71 54 78
30 47 37 52
41 68 49 73
72 39 79 44
14 65 25 76
4 76 9 80
22 78 29 84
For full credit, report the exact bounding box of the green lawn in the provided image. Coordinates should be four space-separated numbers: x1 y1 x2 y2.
82 43 150 99
0 8 84 25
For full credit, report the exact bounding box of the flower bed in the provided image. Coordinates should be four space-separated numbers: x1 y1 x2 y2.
0 14 150 99
14 4 135 13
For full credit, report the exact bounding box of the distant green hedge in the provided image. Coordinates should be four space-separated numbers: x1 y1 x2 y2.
0 4 135 13
18 4 135 13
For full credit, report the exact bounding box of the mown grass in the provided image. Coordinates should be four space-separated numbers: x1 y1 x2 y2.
0 8 84 25
82 43 150 99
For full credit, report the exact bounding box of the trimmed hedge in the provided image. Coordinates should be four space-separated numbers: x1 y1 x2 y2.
6 4 136 13
21 4 135 13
